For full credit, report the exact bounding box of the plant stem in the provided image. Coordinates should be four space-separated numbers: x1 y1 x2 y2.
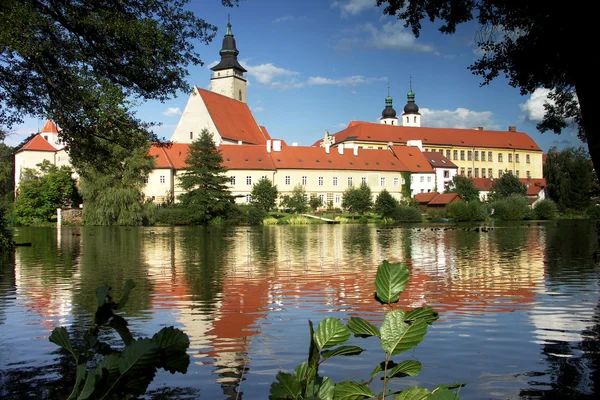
382 353 390 399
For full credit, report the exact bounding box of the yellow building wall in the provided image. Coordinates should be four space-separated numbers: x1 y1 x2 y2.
14 151 56 188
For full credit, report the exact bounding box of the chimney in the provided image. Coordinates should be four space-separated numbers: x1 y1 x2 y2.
325 144 330 154
474 126 483 130
266 139 272 153
292 142 298 146
238 140 243 145
353 146 358 156
508 126 516 132
338 145 344 155
273 140 282 152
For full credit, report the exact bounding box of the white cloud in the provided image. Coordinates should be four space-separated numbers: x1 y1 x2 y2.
307 75 386 87
273 15 294 23
336 22 436 53
332 0 376 16
420 107 500 130
252 106 265 113
520 88 552 122
245 62 303 89
162 107 182 117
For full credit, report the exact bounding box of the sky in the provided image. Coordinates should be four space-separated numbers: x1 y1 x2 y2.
4 0 586 153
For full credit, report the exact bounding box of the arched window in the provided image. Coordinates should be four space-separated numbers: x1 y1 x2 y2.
392 121 395 125
238 89 242 101
406 117 409 123
414 116 417 123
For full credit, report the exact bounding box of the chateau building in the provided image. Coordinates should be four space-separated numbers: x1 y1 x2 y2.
14 20 544 208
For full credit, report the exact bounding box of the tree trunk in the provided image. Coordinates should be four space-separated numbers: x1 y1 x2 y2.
576 76 600 184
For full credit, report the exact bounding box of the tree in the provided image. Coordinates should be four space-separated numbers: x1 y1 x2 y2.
0 139 14 209
13 160 80 225
342 182 373 214
376 1 600 182
178 130 234 224
544 147 594 211
78 141 155 226
251 177 278 212
309 194 323 211
0 0 240 168
488 172 526 201
445 175 480 202
374 189 399 219
281 185 308 214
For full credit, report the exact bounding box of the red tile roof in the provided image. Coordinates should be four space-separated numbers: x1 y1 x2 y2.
318 121 541 151
40 120 59 134
148 145 173 169
428 193 462 205
259 126 272 140
17 134 57 152
471 177 494 191
198 88 269 145
424 151 458 168
414 192 439 203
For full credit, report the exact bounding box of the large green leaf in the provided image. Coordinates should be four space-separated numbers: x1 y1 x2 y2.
269 372 302 400
161 351 190 374
152 326 190 352
333 381 375 399
97 354 121 385
108 315 133 345
118 338 160 376
314 318 350 350
404 307 439 325
321 345 364 360
388 360 422 378
294 361 316 386
428 388 460 399
307 320 320 371
393 387 430 400
77 371 96 400
116 279 135 309
381 310 428 355
49 327 78 362
374 261 409 304
95 285 110 307
347 317 380 338
370 360 398 379
306 376 334 400
67 364 87 400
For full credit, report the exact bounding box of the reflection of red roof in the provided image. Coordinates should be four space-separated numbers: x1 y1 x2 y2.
414 192 438 203
428 193 462 205
314 121 541 151
198 89 269 145
40 120 59 134
17 134 57 152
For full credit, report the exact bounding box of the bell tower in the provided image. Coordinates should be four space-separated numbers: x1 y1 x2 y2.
209 17 248 102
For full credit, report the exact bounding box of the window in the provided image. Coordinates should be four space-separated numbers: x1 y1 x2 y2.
362 177 367 184
230 176 236 185
406 117 409 123
335 194 341 203
420 176 424 183
516 170 520 177
488 152 493 162
460 167 465 176
245 194 252 203
515 154 520 163
43 135 48 141
160 175 165 184
285 176 291 185
498 170 503 178
246 176 252 185
481 151 486 161
526 170 531 178
468 151 472 161
438 149 443 153
488 168 493 178
467 168 472 178
526 154 531 163
239 89 242 101
380 177 386 186
475 168 479 178
347 177 353 186
318 176 324 186
143 177 149 184
424 148 429 152
414 116 417 123
301 176 307 186
498 153 503 162
453 150 458 160
482 168 486 178
333 176 338 186
443 170 449 178
475 151 479 161
319 194 325 203
446 150 451 159
460 150 465 161
190 132 193 140
393 177 399 187
303 194 308 201
262 175 267 180
427 176 431 183
508 153 513 163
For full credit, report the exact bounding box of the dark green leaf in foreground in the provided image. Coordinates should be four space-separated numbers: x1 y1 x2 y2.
393 387 431 400
404 306 439 325
152 326 190 352
269 372 302 400
374 260 409 304
109 315 133 345
95 285 110 307
333 381 375 399
306 376 334 400
381 310 428 355
116 279 136 309
347 317 380 338
388 360 422 378
321 345 364 360
314 318 350 350
49 327 77 360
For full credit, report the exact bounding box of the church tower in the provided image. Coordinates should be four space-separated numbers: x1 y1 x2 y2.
380 84 398 125
402 80 421 127
209 18 247 102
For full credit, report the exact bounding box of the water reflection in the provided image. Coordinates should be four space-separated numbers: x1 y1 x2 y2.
0 221 599 399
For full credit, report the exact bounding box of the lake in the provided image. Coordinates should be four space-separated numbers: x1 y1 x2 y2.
1 221 599 399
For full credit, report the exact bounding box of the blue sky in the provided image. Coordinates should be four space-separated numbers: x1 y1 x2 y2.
5 0 585 152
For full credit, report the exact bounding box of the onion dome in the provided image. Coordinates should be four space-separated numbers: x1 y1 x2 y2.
403 87 420 115
382 94 397 118
210 18 247 73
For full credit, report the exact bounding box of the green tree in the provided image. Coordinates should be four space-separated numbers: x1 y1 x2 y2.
178 130 234 224
281 184 308 214
251 177 278 212
0 0 240 168
488 172 526 201
376 1 600 182
374 189 399 219
78 141 155 226
0 141 14 209
309 194 323 211
544 147 594 211
445 175 480 202
342 182 373 214
13 160 80 225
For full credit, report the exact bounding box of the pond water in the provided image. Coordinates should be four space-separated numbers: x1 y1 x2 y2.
1 221 599 399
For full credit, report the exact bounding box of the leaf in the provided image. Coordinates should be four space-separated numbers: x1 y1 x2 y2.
380 310 428 355
116 279 135 309
404 307 439 325
306 376 334 400
109 315 133 345
321 345 364 360
77 371 96 400
393 387 430 400
84 327 99 352
95 285 110 307
152 326 190 353
428 388 460 399
374 260 409 304
308 320 320 370
347 317 380 338
370 360 398 379
161 351 190 374
67 364 87 400
294 361 316 385
96 354 120 385
111 338 160 396
49 327 78 362
388 360 422 378
269 372 302 400
314 318 350 350
333 381 375 399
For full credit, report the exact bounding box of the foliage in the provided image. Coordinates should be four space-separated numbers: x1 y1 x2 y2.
251 177 278 212
288 216 311 225
334 216 350 224
446 201 488 222
374 189 400 219
0 208 14 252
534 199 558 220
586 204 600 219
178 130 235 224
0 0 240 168
375 1 600 183
491 194 530 221
281 185 308 214
155 205 190 226
544 147 594 211
445 175 480 202
309 194 323 211
262 217 279 225
49 280 190 399
342 182 373 214
401 172 412 201
236 204 268 226
488 172 527 202
78 140 155 226
269 260 463 400
0 140 14 209
13 160 81 225
427 208 447 221
392 204 423 222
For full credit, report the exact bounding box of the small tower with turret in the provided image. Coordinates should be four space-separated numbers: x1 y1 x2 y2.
380 83 399 125
209 17 248 102
402 79 421 127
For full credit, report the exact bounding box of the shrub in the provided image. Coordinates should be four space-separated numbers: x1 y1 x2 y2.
288 216 311 225
534 199 558 220
262 217 278 225
374 189 399 219
427 208 447 221
154 205 190 225
358 215 369 224
492 194 530 221
587 204 600 219
392 205 422 222
0 208 14 252
209 216 225 226
446 201 487 222
334 216 350 224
